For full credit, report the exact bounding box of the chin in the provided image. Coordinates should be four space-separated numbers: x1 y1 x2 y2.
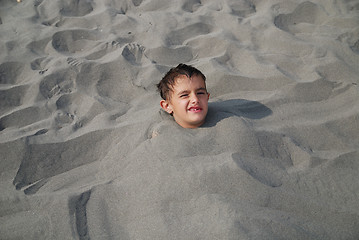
190 119 206 127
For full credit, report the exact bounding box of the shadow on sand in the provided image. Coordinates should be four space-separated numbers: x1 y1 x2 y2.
203 99 272 127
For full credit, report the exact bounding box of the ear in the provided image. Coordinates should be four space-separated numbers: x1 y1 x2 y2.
160 100 173 114
207 92 210 100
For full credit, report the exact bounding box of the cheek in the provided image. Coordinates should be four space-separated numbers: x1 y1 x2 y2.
176 99 188 108
170 102 182 112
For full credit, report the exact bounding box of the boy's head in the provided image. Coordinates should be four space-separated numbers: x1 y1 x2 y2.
157 64 210 128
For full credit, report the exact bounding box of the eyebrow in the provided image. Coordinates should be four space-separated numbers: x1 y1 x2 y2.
177 87 207 96
197 87 207 92
177 90 190 96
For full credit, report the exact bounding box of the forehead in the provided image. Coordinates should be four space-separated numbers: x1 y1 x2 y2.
171 75 206 92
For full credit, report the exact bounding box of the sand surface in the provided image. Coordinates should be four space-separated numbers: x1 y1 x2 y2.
1 0 359 239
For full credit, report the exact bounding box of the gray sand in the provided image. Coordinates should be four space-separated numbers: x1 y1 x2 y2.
1 0 359 239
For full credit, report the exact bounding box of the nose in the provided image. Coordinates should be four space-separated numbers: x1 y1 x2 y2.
191 95 199 103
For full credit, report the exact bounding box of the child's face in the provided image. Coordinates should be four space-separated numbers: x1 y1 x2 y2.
160 75 210 128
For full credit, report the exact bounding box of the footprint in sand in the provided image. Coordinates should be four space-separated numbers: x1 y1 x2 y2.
85 41 121 60
37 0 92 27
227 0 256 18
122 43 145 65
182 0 202 12
67 57 83 67
31 57 52 74
59 0 93 17
51 29 100 54
26 37 52 56
55 93 107 130
132 0 144 7
0 62 25 85
145 46 193 66
0 86 28 116
39 69 76 99
37 0 93 19
166 22 212 46
66 41 123 64
274 1 328 34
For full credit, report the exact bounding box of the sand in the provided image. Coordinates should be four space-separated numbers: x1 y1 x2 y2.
1 0 359 239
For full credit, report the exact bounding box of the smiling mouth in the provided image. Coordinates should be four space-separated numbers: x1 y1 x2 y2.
188 107 202 113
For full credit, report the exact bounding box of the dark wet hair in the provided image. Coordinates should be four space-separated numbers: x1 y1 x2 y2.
157 63 206 100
